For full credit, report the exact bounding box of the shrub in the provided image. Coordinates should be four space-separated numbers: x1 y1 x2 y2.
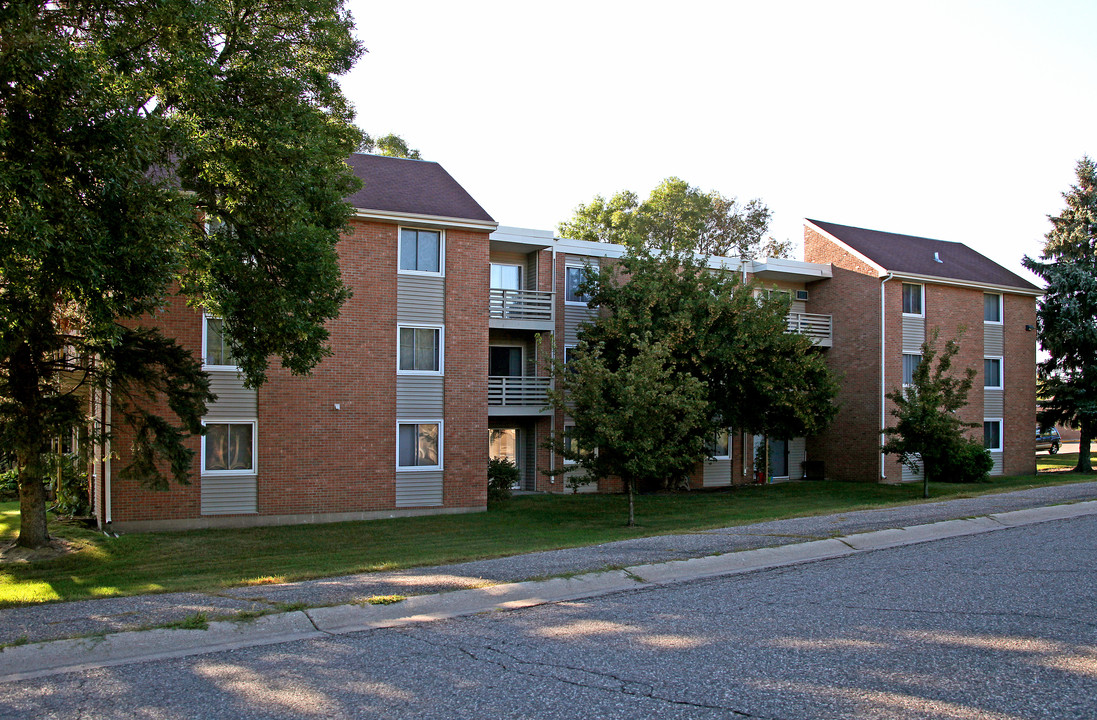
935 439 994 483
48 453 91 517
0 469 17 502
488 458 519 502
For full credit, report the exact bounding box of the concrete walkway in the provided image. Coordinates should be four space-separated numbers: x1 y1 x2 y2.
1 480 1095 682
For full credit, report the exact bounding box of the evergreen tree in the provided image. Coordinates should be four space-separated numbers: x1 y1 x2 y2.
1023 157 1097 472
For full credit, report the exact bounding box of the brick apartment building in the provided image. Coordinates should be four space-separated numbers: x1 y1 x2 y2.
91 157 1041 531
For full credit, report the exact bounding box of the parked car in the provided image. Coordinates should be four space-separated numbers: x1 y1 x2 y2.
1036 427 1061 454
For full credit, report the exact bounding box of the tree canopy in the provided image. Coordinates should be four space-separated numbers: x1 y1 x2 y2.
359 132 422 159
548 246 838 520
558 177 787 259
0 0 364 547
882 331 990 497
1023 156 1097 472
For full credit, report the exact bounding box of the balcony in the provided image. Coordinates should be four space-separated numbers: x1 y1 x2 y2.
488 288 555 331
488 376 551 416
787 312 833 347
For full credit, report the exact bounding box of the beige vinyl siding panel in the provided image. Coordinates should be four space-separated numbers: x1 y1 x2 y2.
397 275 445 324
490 250 528 267
985 389 1004 417
526 253 539 291
703 459 733 487
395 471 443 507
396 376 444 416
788 437 807 480
901 456 923 483
201 475 257 515
902 316 925 353
790 299 807 314
564 306 598 345
984 324 1004 356
990 452 1004 476
205 370 257 420
523 426 536 490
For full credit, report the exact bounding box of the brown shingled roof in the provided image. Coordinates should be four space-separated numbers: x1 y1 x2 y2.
807 219 1038 291
345 153 495 223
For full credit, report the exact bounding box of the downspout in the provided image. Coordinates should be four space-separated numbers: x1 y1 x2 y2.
104 381 112 525
879 272 894 480
549 243 557 485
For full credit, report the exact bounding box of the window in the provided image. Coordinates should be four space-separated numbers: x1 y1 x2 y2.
565 265 591 304
707 429 731 459
984 420 1002 452
203 315 238 368
398 422 441 469
984 293 1002 323
399 228 442 274
902 283 923 316
203 422 255 474
563 345 577 366
561 425 592 464
902 354 922 386
398 326 442 374
489 346 523 377
984 357 1003 389
490 264 521 290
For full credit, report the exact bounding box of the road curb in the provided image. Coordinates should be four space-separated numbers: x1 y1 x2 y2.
3 500 1096 682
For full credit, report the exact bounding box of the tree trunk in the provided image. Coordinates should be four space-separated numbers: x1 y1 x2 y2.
923 468 930 499
1076 427 1093 473
627 476 635 527
16 458 50 549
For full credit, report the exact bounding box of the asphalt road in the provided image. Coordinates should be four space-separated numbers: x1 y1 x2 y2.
5 514 1096 719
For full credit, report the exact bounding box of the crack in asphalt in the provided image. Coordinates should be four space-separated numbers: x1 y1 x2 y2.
402 630 788 719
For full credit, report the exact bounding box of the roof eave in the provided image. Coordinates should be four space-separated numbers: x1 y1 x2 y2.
888 270 1043 296
353 208 498 232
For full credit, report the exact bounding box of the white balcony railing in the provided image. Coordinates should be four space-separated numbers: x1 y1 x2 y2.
488 376 551 407
786 312 833 346
488 288 554 323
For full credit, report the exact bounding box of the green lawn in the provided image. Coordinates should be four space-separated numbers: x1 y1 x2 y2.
1 470 1093 607
1037 450 1095 472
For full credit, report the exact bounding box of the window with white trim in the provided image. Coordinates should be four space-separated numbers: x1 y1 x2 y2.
399 228 443 274
902 283 923 316
984 293 1002 323
398 325 442 374
563 345 577 366
397 421 442 469
203 315 238 368
902 354 921 386
490 263 521 290
565 265 591 304
984 357 1003 389
983 420 1002 452
707 429 731 459
202 422 256 474
562 424 593 464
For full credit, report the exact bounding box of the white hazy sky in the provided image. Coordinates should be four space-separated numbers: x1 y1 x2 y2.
340 0 1096 283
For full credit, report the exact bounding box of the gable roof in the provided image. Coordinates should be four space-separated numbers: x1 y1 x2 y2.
807 219 1039 292
345 153 495 225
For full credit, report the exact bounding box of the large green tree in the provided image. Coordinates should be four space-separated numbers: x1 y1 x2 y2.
359 132 421 159
549 245 838 518
0 1 363 548
558 177 787 258
1023 157 1097 472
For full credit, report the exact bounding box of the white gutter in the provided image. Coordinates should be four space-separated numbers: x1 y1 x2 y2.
882 271 1044 297
105 383 112 525
353 208 498 232
879 272 893 480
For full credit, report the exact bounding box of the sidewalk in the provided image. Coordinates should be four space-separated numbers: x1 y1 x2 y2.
2 481 1096 681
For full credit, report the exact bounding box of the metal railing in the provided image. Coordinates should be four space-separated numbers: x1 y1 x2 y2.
488 288 554 322
488 376 551 406
786 312 833 345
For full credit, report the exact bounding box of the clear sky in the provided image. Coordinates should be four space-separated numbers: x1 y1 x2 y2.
340 0 1095 283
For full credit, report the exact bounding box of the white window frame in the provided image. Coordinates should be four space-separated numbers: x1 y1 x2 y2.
901 283 924 317
984 293 1003 324
984 356 1003 390
984 418 1003 452
398 226 445 277
708 428 731 460
561 423 583 465
563 344 577 366
202 314 239 370
397 324 444 376
488 343 525 378
200 419 258 477
902 353 922 387
564 265 592 305
396 419 444 472
490 263 523 290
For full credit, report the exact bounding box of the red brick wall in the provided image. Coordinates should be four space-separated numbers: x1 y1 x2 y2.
443 229 489 509
804 229 885 482
924 284 984 439
1003 293 1037 475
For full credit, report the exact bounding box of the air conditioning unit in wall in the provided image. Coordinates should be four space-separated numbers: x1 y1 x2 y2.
795 290 810 301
